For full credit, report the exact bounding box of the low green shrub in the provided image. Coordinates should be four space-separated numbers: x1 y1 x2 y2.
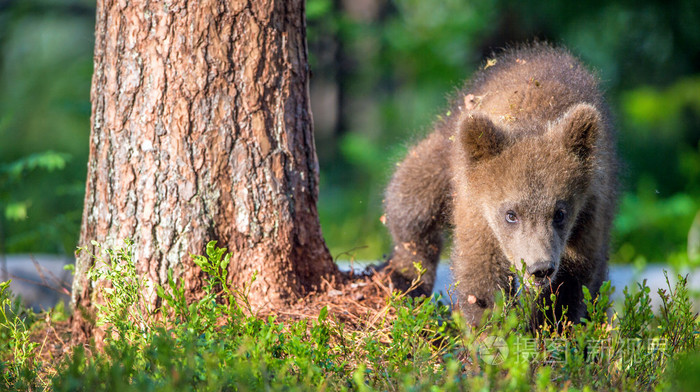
0 280 39 390
0 241 698 391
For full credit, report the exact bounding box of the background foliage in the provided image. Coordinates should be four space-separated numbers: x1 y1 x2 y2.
1 0 699 266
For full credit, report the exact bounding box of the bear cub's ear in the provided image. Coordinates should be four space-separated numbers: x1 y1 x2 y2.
556 103 601 161
458 113 507 163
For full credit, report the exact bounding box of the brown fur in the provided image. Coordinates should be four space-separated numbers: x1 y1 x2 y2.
383 43 617 325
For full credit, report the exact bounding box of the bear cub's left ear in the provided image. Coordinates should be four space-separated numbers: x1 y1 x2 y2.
458 112 508 163
556 103 602 161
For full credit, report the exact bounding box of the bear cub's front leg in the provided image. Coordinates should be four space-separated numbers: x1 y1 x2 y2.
383 131 452 296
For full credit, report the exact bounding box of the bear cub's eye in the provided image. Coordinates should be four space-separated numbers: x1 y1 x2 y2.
553 209 566 224
505 210 518 224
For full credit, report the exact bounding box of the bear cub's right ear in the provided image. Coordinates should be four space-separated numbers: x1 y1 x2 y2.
556 103 601 162
458 113 507 163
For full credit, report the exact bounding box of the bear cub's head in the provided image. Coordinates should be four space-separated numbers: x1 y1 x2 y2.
456 103 602 287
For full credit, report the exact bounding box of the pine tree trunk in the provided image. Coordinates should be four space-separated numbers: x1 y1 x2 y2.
71 0 337 343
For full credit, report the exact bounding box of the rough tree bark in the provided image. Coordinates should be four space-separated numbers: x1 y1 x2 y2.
71 0 338 342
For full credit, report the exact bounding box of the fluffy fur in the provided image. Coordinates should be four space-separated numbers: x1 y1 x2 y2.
383 43 618 325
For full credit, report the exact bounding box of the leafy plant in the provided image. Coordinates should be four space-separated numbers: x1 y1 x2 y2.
2 241 699 390
0 151 70 220
0 150 74 254
0 280 39 390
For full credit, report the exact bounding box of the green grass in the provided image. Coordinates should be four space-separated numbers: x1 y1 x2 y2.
1 241 699 391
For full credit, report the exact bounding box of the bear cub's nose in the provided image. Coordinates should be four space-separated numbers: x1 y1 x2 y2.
528 261 555 280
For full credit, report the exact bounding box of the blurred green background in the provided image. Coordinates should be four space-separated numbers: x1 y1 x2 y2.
1 0 699 268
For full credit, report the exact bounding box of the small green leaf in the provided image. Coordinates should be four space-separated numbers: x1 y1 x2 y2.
221 254 230 270
582 285 591 302
4 201 29 221
0 280 10 294
306 0 332 20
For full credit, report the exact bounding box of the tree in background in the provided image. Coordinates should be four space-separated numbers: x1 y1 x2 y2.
71 0 338 342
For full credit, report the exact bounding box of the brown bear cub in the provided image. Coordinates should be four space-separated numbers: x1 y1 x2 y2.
383 43 617 325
